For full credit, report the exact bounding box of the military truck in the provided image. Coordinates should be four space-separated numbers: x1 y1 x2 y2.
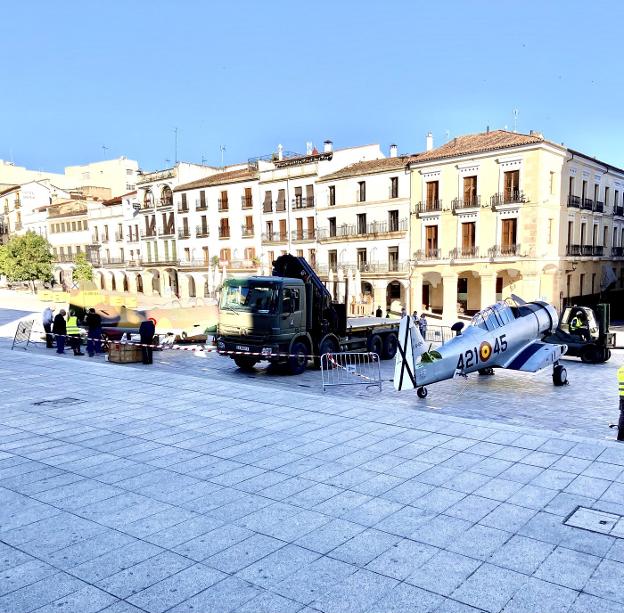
215 254 400 374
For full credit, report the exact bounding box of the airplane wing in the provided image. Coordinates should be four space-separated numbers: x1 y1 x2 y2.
502 340 567 373
394 316 427 391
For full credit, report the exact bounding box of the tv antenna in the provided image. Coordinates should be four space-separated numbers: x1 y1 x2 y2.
174 127 179 163
513 109 519 133
220 145 226 166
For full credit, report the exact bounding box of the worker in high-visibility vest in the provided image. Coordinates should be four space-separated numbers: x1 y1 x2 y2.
569 310 590 341
618 364 624 441
66 311 84 356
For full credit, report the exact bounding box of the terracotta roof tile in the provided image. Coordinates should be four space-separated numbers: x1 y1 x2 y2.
318 156 419 182
174 168 257 192
412 130 544 163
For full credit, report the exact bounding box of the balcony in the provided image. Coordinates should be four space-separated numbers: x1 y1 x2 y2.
140 229 157 239
126 234 139 243
157 198 173 209
218 227 231 239
593 245 604 256
491 191 527 207
449 246 480 259
292 229 316 241
114 232 123 241
580 245 593 256
159 227 175 238
262 232 288 243
417 200 442 214
141 201 155 211
566 244 581 256
612 246 624 257
101 235 110 243
178 202 189 213
99 257 126 268
178 228 191 239
218 198 229 212
567 195 581 208
614 206 624 217
318 219 408 241
451 196 481 212
594 201 604 213
316 261 410 275
53 254 77 263
91 234 101 244
241 196 253 209
489 244 522 257
178 259 211 269
292 196 315 209
275 201 287 212
581 198 594 210
412 248 441 260
196 225 209 238
263 201 273 213
241 226 255 238
196 199 208 211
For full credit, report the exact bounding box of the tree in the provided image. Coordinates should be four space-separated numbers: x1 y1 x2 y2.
72 251 93 283
1 232 53 292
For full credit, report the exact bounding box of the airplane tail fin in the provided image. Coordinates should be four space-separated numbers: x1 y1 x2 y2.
394 316 427 391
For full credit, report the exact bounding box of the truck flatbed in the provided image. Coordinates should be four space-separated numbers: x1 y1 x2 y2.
347 317 399 332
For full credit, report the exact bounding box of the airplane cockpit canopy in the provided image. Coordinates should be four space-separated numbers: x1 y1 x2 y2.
470 301 518 331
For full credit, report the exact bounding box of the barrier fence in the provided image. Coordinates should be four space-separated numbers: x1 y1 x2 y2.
11 320 34 351
320 352 382 392
424 325 454 345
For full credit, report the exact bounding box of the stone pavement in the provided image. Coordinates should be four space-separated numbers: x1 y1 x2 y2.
1 347 624 612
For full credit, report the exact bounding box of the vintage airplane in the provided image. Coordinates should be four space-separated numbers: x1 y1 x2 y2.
394 297 569 398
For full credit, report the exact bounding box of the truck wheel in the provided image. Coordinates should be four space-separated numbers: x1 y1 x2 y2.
553 364 567 386
316 337 339 369
234 356 259 371
367 334 383 356
381 333 398 360
287 342 309 375
581 345 600 364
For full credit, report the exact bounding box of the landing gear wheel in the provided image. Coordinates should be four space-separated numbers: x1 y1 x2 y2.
478 368 495 376
553 364 568 386
287 342 309 375
382 333 398 360
234 356 259 371
417 387 428 399
367 334 383 356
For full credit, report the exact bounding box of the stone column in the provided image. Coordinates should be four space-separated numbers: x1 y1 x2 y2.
442 273 458 324
141 271 153 297
177 274 190 302
521 273 540 302
410 272 423 315
480 273 497 309
126 273 137 295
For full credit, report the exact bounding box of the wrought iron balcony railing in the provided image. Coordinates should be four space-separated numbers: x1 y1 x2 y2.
491 191 527 207
451 196 481 211
567 195 581 208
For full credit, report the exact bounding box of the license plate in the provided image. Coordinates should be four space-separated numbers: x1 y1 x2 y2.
236 345 250 352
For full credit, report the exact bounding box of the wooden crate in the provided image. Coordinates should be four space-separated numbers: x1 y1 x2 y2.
107 342 143 364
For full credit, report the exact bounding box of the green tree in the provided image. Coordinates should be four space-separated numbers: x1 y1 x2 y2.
72 251 93 283
1 232 53 292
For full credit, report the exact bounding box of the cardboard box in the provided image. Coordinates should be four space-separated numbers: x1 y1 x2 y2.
108 342 143 364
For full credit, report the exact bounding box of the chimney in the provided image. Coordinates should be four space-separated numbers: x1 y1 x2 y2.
389 144 398 158
323 140 333 153
426 132 433 152
277 144 283 161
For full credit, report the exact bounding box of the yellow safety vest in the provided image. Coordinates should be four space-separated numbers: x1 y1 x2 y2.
66 316 80 335
570 317 582 331
619 365 624 397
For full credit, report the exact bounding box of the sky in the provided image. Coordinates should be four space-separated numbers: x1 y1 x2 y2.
2 0 623 172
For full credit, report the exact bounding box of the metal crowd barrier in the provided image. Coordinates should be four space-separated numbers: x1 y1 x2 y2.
424 325 454 345
320 352 382 392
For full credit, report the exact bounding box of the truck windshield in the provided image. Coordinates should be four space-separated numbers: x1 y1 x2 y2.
220 281 278 314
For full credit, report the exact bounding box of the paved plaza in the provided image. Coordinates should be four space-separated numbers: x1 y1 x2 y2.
1 334 624 613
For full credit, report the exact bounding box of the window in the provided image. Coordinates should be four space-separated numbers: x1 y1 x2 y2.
605 187 610 206
388 210 399 232
282 287 300 312
72 221 77 231
603 226 608 247
426 181 439 209
243 187 252 208
202 246 209 263
579 273 585 296
357 181 366 202
580 223 586 245
244 215 253 234
306 184 314 206
461 222 476 255
308 249 316 267
503 170 520 203
357 213 366 235
220 190 229 211
388 246 399 271
199 190 206 209
181 193 187 209
263 190 272 212
267 250 275 265
266 220 273 237
277 189 286 211
329 217 337 237
296 218 303 240
329 185 336 206
328 249 337 271
307 216 314 236
569 176 575 196
567 221 574 245
463 176 477 206
219 218 230 238
126 168 134 176
425 225 438 256
161 185 173 206
594 184 599 203
296 249 304 258
615 190 620 207
245 247 256 260
582 180 588 203
390 177 399 199
219 248 231 262
501 219 517 250
593 224 598 246
294 186 303 207
184 247 190 261
357 248 367 270
279 219 287 239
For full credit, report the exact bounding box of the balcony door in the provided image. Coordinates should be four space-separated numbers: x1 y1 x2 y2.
461 222 475 255
425 225 438 256
463 176 477 206
296 218 303 240
503 170 520 203
279 219 287 240
426 181 439 208
501 218 517 251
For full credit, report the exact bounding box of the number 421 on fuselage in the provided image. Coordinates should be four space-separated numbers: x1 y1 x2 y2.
394 297 569 399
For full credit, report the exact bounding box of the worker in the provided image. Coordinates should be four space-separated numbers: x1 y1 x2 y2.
66 310 84 356
52 309 67 354
139 319 156 365
85 308 102 357
375 305 383 318
42 306 54 348
618 364 624 442
569 310 589 341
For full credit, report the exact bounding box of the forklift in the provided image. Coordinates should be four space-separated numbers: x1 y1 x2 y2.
544 303 615 363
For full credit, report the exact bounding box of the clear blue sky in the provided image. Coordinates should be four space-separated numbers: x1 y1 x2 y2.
2 0 623 172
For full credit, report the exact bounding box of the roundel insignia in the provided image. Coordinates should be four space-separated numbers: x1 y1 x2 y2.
479 341 492 361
